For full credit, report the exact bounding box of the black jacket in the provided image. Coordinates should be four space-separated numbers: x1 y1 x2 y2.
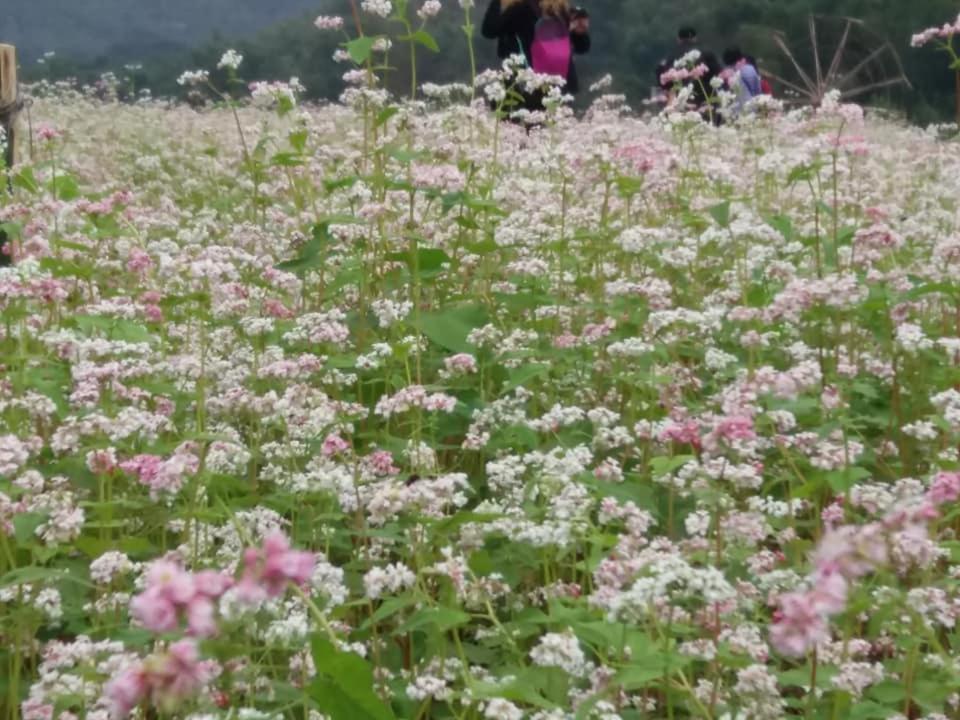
481 0 591 94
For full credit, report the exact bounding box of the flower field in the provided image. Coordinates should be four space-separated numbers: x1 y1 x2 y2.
5 58 960 720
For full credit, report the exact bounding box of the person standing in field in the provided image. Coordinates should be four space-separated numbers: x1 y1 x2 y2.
746 55 774 95
481 0 592 107
721 47 762 116
656 26 720 119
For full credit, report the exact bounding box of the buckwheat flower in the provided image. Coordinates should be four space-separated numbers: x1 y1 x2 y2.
484 699 523 720
176 70 209 86
363 563 416 599
458 0 474 8
90 551 134 585
146 639 213 714
236 532 316 603
903 421 938 441
21 700 53 720
928 471 960 506
442 353 478 377
38 506 85 545
86 448 118 475
105 665 148 719
314 15 345 30
217 49 243 71
361 0 392 18
417 0 442 20
831 661 884 699
530 630 589 677
733 665 784 718
769 591 830 657
0 435 30 477
371 299 413 328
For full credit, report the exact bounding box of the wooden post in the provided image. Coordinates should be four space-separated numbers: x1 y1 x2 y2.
0 43 16 265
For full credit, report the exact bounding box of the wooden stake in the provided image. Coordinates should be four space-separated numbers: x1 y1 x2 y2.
0 43 17 168
0 43 17 265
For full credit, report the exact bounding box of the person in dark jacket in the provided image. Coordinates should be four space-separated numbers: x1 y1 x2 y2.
481 0 591 97
656 25 720 121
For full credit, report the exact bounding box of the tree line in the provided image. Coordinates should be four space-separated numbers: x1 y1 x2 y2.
22 0 960 123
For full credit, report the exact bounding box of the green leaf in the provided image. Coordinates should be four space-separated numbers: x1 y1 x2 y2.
708 200 730 228
411 30 440 52
13 513 47 545
613 665 668 689
503 363 550 392
0 566 89 589
375 106 400 129
51 173 80 201
396 606 470 634
310 636 395 720
271 152 305 167
825 466 872 493
288 129 309 153
360 595 417 630
867 681 907 705
417 305 487 353
346 37 377 64
12 167 40 194
276 223 333 275
848 701 896 720
766 214 794 241
386 247 453 278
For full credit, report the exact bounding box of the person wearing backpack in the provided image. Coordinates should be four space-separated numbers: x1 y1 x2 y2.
721 47 762 117
481 0 591 108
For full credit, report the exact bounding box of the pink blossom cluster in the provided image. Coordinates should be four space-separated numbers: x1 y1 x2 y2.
130 560 233 637
119 444 200 500
911 14 960 47
660 63 709 86
105 639 215 719
771 473 960 657
373 385 458 418
235 531 316 604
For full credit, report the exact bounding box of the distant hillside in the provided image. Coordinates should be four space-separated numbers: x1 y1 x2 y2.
0 0 322 62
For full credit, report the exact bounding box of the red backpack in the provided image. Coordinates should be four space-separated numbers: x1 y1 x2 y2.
530 16 571 79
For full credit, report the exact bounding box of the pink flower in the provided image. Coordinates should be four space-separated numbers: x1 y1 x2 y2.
769 591 831 657
36 125 61 141
237 532 316 603
21 700 53 720
264 298 294 319
658 420 701 449
364 450 399 476
144 304 164 323
146 560 196 604
130 588 178 634
813 524 887 579
322 433 350 457
194 570 233 597
126 249 153 274
808 569 848 615
130 561 231 637
86 448 118 475
314 15 345 30
714 415 756 442
928 471 960 506
105 665 149 718
147 639 212 713
185 596 217 637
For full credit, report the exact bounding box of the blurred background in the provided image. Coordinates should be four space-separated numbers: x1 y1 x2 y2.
2 0 959 123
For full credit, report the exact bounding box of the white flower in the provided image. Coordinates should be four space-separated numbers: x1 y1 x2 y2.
314 15 345 30
530 630 589 677
217 49 244 71
417 0 442 20
177 70 209 86
361 0 392 18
